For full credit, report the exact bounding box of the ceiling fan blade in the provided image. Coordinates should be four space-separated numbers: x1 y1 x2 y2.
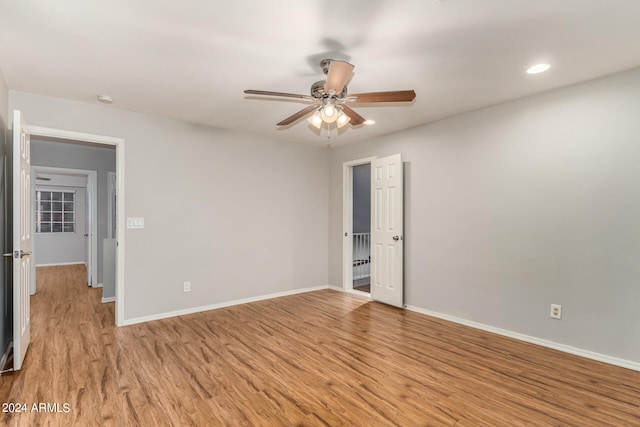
277 105 319 126
341 105 366 126
324 60 354 95
348 90 416 104
244 89 312 100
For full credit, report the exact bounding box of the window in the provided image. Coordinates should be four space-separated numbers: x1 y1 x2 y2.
36 190 75 233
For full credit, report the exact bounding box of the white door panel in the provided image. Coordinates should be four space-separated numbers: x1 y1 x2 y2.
371 154 404 307
12 110 31 370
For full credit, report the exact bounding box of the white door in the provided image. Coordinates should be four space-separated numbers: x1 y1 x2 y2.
370 154 404 307
12 110 32 370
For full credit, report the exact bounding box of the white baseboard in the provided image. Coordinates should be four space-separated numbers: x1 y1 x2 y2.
102 296 115 303
121 285 329 326
36 262 85 267
328 285 640 372
406 305 640 372
119 282 640 373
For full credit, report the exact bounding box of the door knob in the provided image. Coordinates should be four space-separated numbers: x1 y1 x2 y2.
3 250 31 258
393 236 400 241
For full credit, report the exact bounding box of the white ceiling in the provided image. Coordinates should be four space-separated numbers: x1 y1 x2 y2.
1 0 640 146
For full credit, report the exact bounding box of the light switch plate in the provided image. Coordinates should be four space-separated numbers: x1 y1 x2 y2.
127 217 145 229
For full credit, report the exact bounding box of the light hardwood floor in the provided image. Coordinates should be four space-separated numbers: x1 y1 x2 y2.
1 265 639 426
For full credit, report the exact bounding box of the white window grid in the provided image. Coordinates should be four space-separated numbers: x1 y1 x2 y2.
36 190 75 233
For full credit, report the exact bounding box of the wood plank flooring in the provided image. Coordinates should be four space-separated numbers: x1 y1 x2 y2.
352 282 370 293
1 265 639 426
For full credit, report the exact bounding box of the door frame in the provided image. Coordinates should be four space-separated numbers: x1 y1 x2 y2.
28 126 126 326
30 166 98 291
107 171 116 239
342 156 376 294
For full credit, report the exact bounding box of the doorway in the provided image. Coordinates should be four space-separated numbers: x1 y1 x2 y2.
343 154 405 307
27 125 125 326
31 167 97 294
352 163 371 293
343 156 376 295
8 113 126 372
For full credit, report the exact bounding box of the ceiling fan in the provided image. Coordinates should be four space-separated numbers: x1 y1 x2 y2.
244 59 416 130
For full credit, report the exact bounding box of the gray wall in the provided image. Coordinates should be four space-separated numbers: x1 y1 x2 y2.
34 186 87 266
30 140 115 286
352 164 370 234
0 69 9 360
10 91 329 321
329 67 640 363
11 67 640 365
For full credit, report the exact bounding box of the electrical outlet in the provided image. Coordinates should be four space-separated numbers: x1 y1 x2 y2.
550 304 562 319
183 281 191 293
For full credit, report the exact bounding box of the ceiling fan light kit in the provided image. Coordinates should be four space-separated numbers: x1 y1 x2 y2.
244 59 416 135
309 111 323 128
337 110 350 127
308 108 350 129
321 101 338 123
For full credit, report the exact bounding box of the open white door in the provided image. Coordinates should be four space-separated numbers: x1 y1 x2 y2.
371 154 404 307
12 110 32 370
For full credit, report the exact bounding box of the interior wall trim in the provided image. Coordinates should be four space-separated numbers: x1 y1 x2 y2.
35 262 85 267
406 304 640 373
125 280 639 372
121 285 329 326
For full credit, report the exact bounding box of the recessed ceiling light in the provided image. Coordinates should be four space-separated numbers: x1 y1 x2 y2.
526 63 551 75
97 94 113 104
363 120 376 125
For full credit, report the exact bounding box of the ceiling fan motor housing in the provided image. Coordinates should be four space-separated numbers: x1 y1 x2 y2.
311 80 348 99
